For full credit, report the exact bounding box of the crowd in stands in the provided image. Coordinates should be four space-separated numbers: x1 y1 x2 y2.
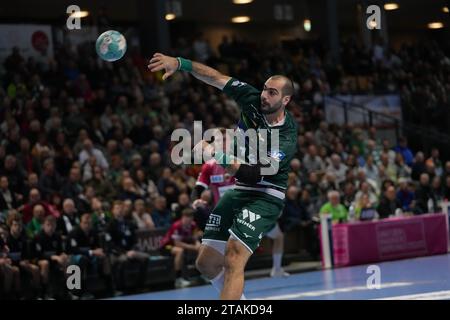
1 31 449 299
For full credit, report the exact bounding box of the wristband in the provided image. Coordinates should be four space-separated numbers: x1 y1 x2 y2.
177 57 193 72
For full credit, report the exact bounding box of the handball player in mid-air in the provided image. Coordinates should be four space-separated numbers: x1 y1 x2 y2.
148 53 297 300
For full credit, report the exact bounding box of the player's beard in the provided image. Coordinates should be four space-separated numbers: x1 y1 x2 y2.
261 99 283 115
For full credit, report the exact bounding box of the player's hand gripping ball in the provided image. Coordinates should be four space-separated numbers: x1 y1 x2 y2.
96 30 127 62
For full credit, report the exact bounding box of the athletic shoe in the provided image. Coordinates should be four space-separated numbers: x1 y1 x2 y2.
175 278 192 288
270 268 290 278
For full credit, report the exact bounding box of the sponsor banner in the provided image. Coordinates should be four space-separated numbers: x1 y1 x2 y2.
0 24 53 60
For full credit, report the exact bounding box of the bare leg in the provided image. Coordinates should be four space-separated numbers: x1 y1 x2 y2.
38 260 50 296
1 264 13 293
195 244 224 279
20 261 40 290
171 247 184 274
221 238 251 300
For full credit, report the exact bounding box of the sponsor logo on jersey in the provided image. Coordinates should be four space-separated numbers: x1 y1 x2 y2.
268 150 286 162
206 214 221 228
242 209 261 223
210 174 224 184
231 80 246 87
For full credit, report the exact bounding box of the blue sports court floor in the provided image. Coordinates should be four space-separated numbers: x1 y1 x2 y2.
111 253 450 300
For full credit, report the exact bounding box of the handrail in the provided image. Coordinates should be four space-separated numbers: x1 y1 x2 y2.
325 95 450 147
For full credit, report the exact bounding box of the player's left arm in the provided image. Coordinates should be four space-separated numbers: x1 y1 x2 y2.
148 53 231 90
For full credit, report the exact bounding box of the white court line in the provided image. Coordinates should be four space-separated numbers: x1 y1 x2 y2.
252 282 413 300
375 290 450 300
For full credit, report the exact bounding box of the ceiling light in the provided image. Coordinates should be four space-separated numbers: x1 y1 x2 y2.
427 22 444 29
70 11 89 18
384 3 399 11
233 0 253 4
303 19 311 32
231 16 250 23
165 13 176 21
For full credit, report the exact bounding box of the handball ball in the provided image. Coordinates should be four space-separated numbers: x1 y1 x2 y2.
95 30 127 62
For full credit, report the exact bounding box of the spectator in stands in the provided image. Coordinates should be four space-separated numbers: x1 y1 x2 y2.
22 172 39 201
393 137 414 167
106 201 149 291
173 193 191 220
304 171 322 201
26 204 46 238
122 199 134 222
147 152 164 182
320 190 348 223
81 155 98 183
280 186 302 232
38 158 63 201
61 167 83 200
425 159 437 182
3 46 24 74
158 168 180 205
379 153 397 183
326 154 347 185
396 178 415 212
0 230 21 299
160 208 200 288
5 212 43 299
119 177 142 202
66 213 117 299
76 185 95 214
86 166 116 202
414 173 435 214
377 186 402 219
442 161 450 181
132 199 155 231
303 145 325 173
363 155 379 185
411 152 426 181
133 168 149 199
365 139 379 164
428 148 443 177
354 181 378 207
79 139 109 171
17 137 39 174
290 158 307 186
152 196 172 229
1 155 26 196
354 193 377 219
0 176 18 212
90 197 111 232
33 216 72 299
380 139 396 165
431 176 443 205
57 199 80 239
341 181 356 209
395 153 411 179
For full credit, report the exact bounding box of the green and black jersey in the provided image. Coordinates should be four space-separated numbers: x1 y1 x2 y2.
222 78 298 200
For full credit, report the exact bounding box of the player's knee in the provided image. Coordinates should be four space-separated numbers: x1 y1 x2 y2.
224 242 245 271
195 255 207 273
175 247 184 256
